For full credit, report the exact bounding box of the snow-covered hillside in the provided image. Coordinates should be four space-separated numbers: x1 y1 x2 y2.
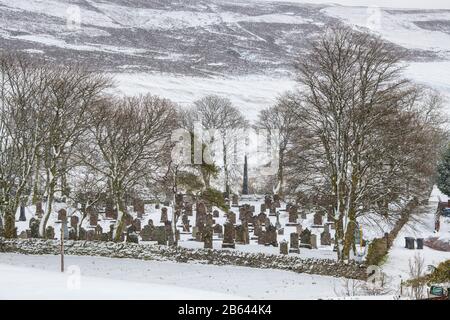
0 0 449 116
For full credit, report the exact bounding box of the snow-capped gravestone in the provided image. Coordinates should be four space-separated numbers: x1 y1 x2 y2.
160 207 168 223
280 240 288 255
213 224 223 236
321 224 332 246
222 221 235 249
289 232 300 253
57 209 67 222
313 212 323 226
212 210 220 218
126 225 139 244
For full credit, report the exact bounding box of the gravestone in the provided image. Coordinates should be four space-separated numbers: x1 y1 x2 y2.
95 224 103 241
260 203 266 214
140 224 154 241
154 226 167 245
280 240 288 255
287 206 299 226
311 234 318 249
29 218 40 238
165 221 174 246
79 227 87 240
19 206 26 221
212 210 220 218
57 209 67 222
300 228 312 248
301 211 307 219
126 225 139 244
213 224 223 236
253 219 262 237
160 207 168 223
45 226 55 239
235 224 249 245
275 212 281 229
265 225 278 247
68 228 77 240
181 214 190 232
222 221 235 248
18 230 28 239
89 212 98 227
132 218 141 232
320 225 332 246
257 212 267 225
227 211 236 224
257 231 266 245
231 194 239 207
296 224 303 235
289 232 300 253
133 198 145 218
124 213 133 226
313 212 323 226
277 228 284 235
203 225 213 249
86 229 95 241
70 215 79 229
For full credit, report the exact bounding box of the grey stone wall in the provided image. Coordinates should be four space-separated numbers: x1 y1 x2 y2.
0 238 367 280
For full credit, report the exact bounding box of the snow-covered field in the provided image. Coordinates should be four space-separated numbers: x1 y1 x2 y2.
0 253 360 300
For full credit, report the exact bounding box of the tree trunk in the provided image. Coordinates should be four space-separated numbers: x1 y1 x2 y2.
3 212 16 238
40 164 57 237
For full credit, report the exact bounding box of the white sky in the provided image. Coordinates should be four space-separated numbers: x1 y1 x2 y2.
249 0 450 9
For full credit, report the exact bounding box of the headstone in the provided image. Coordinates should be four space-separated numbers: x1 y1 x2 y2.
126 226 139 244
280 240 288 255
132 218 141 231
289 232 300 253
57 209 67 222
227 211 236 224
95 224 103 240
300 228 311 248
160 207 168 223
212 210 220 218
313 212 323 226
311 234 318 249
181 214 190 232
154 226 167 245
296 224 303 235
18 230 28 239
45 226 55 239
19 206 26 221
222 221 235 248
287 206 299 225
68 228 77 240
133 198 145 218
275 212 281 229
235 224 249 245
277 228 284 235
140 224 154 241
213 224 223 235
231 194 239 207
257 231 266 245
86 229 95 241
203 225 213 249
70 215 79 229
29 218 40 238
257 212 267 225
320 226 332 246
260 203 266 214
79 227 87 240
265 224 278 247
89 212 98 227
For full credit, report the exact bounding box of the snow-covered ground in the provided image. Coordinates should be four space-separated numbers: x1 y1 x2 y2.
0 253 361 300
381 186 450 288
